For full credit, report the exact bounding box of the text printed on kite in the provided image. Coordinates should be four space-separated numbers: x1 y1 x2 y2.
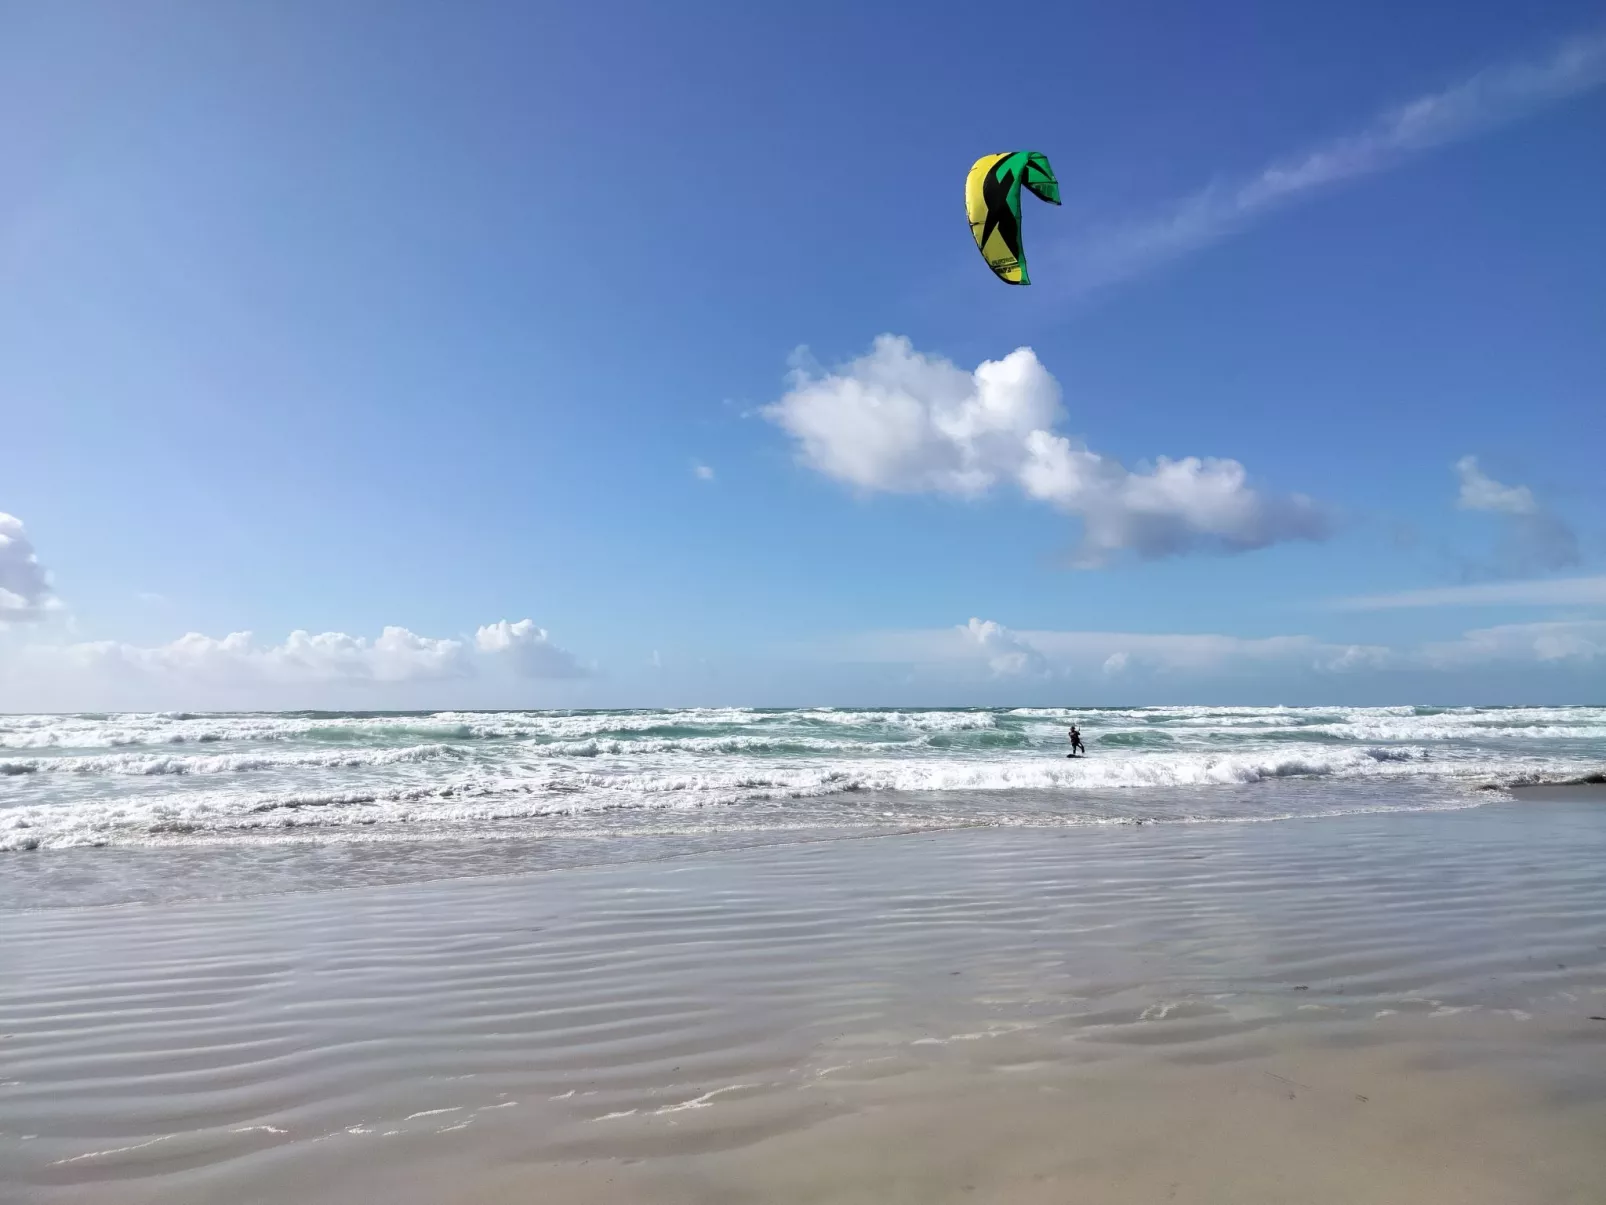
965 151 1061 285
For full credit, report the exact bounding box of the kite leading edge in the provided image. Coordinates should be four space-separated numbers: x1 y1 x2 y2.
965 151 1060 285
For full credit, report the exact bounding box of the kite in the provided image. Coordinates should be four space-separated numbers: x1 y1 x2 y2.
965 151 1060 285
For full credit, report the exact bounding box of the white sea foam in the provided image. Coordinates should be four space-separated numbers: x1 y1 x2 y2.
1 743 466 776
3 706 1601 852
801 709 1001 731
518 734 922 758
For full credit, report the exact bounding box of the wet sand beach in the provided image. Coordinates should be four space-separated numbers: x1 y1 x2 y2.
4 792 1605 1204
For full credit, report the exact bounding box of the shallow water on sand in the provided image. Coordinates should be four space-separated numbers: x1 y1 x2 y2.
3 799 1605 1203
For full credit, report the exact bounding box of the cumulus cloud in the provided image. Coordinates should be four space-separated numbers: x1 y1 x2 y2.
1452 456 1579 575
764 336 1328 565
0 513 58 621
960 618 1050 678
1019 432 1329 566
1455 455 1536 515
767 337 1061 496
1063 27 1606 295
694 464 715 481
475 619 590 679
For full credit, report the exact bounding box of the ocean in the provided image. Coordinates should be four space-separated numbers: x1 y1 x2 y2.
4 704 1602 908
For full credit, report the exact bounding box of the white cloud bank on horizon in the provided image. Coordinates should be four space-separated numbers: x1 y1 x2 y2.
70 627 473 684
764 336 1328 566
854 615 1604 679
0 513 58 622
0 511 592 706
1062 27 1606 294
2 619 592 709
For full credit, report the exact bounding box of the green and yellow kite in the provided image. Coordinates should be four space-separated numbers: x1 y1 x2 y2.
965 151 1061 285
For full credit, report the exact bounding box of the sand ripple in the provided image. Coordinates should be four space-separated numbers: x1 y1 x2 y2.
2 801 1605 1201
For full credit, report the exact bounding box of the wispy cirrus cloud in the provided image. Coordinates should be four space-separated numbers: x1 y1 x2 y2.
1336 574 1606 611
1063 27 1606 294
840 615 1604 679
845 620 1387 678
1420 620 1606 667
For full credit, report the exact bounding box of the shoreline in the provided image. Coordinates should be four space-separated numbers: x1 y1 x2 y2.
13 776 1603 914
1510 780 1606 802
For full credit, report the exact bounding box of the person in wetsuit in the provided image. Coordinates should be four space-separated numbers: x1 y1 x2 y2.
1067 724 1085 757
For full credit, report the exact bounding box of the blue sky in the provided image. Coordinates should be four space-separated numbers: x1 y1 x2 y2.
2 0 1603 709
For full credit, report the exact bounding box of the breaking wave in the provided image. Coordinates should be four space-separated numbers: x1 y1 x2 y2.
3 705 1601 852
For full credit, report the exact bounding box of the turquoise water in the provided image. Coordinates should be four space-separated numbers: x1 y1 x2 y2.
5 705 1601 857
